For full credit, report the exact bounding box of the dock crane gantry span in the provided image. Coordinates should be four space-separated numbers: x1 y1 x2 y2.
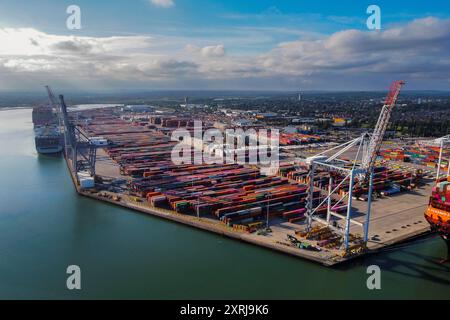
45 86 72 155
360 80 405 183
45 86 103 177
297 80 405 250
417 134 450 180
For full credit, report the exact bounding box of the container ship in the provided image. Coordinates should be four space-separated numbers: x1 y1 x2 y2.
424 177 450 262
32 105 63 154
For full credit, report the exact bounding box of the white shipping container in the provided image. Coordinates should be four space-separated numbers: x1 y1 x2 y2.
79 176 95 189
78 171 95 189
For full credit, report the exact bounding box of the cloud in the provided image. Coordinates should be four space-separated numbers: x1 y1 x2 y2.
51 40 93 54
149 0 175 8
259 17 450 80
185 44 226 58
0 17 450 90
201 45 225 58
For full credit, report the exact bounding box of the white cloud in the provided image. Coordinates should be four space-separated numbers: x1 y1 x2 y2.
149 0 175 8
201 45 225 58
185 44 226 58
0 17 450 90
258 17 450 80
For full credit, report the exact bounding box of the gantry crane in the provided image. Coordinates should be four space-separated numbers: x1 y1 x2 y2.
59 94 102 176
418 134 450 180
360 80 405 184
45 86 106 177
299 81 405 250
45 86 73 158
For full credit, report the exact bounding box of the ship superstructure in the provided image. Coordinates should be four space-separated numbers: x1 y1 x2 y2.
32 104 63 154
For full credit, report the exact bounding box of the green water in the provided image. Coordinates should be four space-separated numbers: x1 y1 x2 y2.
0 108 449 300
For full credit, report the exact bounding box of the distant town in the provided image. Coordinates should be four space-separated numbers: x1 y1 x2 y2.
3 90 450 139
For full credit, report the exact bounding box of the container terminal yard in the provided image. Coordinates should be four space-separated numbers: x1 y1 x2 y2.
44 83 447 266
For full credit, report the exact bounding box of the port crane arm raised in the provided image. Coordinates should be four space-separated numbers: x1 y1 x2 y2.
361 80 405 183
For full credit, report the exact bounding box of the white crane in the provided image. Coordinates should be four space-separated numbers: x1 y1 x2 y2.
297 80 406 250
304 80 405 180
361 80 405 183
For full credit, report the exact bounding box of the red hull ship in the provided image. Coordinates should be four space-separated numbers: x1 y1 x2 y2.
425 177 450 261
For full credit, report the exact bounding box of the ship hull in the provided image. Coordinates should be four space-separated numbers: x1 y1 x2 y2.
425 206 450 234
425 208 450 260
36 146 63 154
35 137 63 154
32 105 63 155
34 129 63 155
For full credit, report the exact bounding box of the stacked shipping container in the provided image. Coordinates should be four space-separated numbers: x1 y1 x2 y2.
78 113 327 232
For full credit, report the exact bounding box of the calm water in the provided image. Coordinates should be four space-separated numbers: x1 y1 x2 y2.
0 108 449 300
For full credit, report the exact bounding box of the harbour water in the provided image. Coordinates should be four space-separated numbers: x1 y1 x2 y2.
0 108 449 299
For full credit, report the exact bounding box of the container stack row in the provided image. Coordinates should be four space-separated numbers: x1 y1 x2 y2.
278 164 417 198
380 146 450 171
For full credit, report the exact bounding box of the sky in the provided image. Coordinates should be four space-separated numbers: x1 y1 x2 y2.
0 0 449 92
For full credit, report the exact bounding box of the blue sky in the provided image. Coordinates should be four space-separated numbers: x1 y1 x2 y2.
1 1 449 51
0 1 449 91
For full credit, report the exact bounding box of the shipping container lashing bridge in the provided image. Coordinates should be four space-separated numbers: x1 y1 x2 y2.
45 86 109 181
295 80 405 251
